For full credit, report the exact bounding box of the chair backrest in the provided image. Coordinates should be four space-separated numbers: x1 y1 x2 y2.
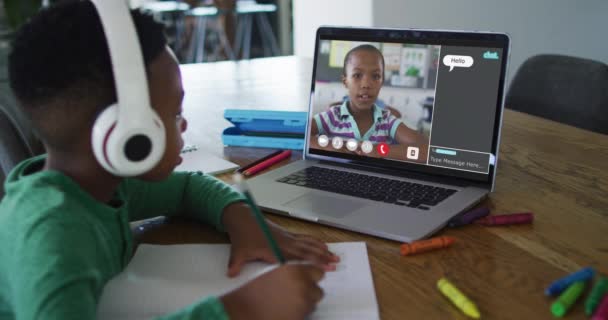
0 101 44 199
506 54 608 134
0 107 28 198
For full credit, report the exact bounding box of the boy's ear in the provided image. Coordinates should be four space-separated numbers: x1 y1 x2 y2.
342 75 347 87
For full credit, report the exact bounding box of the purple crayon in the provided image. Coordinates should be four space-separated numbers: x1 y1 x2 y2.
475 212 534 226
448 207 490 227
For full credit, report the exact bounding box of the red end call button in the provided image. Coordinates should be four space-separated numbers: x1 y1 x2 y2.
377 143 389 156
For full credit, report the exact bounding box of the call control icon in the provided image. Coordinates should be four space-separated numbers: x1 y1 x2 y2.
407 146 419 160
318 135 329 147
332 137 344 150
346 139 358 152
361 141 373 154
377 143 389 156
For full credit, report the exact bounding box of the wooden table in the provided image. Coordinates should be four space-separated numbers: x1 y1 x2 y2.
137 56 608 319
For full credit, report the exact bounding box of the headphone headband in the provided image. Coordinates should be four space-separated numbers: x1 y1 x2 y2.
90 0 166 177
90 0 151 120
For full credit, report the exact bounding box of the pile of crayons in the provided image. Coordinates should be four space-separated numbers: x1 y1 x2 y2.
545 267 608 318
448 206 534 227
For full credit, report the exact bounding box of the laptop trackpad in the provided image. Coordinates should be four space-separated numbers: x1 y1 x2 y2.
283 193 366 218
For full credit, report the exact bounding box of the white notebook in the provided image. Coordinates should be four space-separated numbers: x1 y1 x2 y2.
175 145 239 175
98 242 379 320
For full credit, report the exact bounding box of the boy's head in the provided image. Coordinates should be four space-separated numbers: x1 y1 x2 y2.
341 44 385 113
9 1 186 180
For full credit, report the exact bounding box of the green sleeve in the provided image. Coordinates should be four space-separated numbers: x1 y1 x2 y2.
10 213 232 320
11 215 103 320
122 171 245 231
155 297 229 320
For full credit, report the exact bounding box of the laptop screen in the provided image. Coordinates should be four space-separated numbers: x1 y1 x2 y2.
306 27 510 184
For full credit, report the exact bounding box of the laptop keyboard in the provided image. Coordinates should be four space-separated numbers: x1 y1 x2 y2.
276 166 457 210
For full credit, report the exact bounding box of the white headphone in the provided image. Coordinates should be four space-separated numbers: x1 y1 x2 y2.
90 0 166 176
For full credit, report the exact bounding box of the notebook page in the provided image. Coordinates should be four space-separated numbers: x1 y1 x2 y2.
97 242 379 320
175 145 239 175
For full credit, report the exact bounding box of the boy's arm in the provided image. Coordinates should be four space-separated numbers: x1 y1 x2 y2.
11 217 105 320
124 171 245 231
11 216 232 320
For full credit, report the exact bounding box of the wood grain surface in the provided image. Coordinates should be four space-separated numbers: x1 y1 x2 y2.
134 56 608 319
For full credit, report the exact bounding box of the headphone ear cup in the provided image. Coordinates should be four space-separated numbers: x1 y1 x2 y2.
117 109 166 174
89 0 166 177
92 104 121 175
92 105 166 177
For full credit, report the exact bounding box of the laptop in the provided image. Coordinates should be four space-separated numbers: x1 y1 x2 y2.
248 27 510 242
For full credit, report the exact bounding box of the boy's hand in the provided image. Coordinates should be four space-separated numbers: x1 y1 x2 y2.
220 264 325 320
222 203 340 277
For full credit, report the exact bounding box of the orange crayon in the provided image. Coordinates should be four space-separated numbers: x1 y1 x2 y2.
400 236 456 256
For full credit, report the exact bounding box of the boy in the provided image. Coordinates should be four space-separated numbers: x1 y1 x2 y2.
311 44 429 160
0 2 337 320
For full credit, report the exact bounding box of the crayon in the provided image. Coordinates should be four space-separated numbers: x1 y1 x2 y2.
243 150 292 177
587 277 608 315
545 267 595 296
475 212 533 226
437 277 481 319
551 281 586 317
592 295 608 320
448 207 490 227
400 236 455 256
236 150 284 173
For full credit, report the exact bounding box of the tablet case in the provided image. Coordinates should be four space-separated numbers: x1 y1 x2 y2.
222 109 307 150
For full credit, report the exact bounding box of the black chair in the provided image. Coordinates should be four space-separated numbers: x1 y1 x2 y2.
506 54 608 135
0 102 44 199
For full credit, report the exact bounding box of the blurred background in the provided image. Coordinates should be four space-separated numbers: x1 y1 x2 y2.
2 0 607 87
127 0 290 63
1 0 607 135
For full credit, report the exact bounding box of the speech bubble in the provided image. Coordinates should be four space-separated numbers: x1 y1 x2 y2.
443 55 474 71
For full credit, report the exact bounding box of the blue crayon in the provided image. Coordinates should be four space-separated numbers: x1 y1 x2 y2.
448 207 490 227
545 267 595 296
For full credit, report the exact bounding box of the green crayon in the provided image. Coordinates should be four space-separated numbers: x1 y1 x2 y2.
586 277 608 316
551 281 586 317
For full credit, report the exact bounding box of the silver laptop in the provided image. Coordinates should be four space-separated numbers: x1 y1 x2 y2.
248 27 510 242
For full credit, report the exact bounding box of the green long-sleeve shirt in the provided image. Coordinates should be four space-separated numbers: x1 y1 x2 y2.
0 155 246 319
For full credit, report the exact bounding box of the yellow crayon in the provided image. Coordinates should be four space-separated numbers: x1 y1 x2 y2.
437 277 481 319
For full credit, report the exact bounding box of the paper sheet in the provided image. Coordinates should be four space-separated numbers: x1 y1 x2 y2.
175 146 239 175
98 242 379 320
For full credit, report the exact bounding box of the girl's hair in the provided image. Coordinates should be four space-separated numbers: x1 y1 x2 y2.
342 44 385 76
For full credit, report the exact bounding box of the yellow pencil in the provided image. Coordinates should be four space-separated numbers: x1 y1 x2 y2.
437 277 481 319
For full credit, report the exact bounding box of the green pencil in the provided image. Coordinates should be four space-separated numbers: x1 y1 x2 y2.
233 173 286 264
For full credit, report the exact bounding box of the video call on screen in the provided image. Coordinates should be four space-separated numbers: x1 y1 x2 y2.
308 39 504 175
